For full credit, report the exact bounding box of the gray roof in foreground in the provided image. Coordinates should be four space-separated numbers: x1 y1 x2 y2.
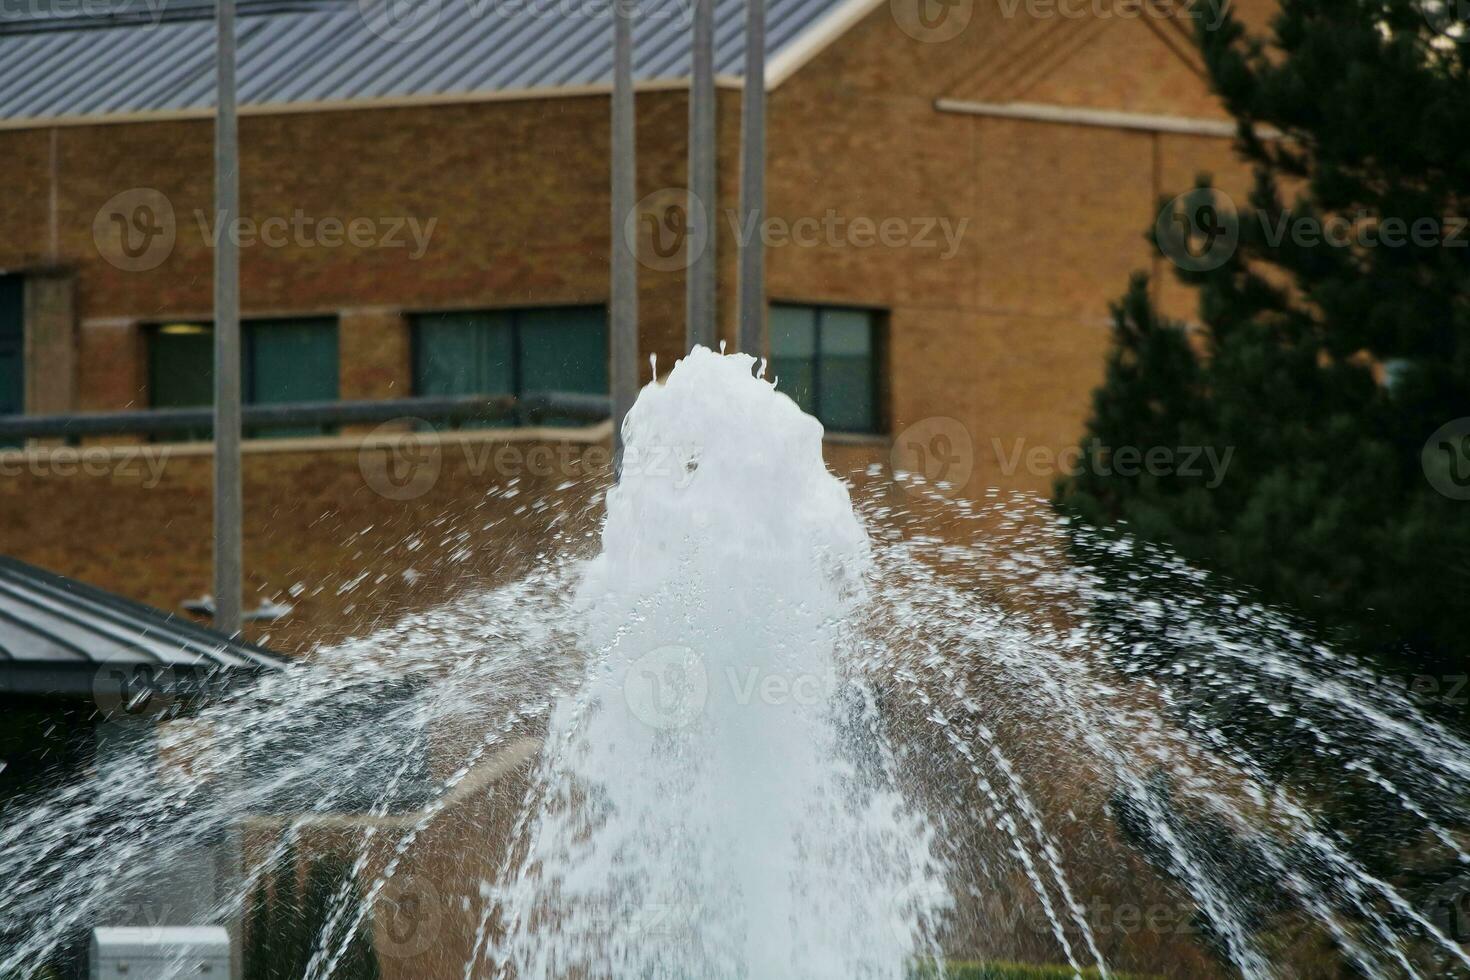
0 555 286 692
0 0 852 123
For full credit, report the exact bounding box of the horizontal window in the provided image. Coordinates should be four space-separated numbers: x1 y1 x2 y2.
412 306 608 426
0 276 22 421
770 304 883 435
148 318 340 438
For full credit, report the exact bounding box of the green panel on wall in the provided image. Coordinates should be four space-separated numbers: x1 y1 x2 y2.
770 303 817 417
0 276 24 419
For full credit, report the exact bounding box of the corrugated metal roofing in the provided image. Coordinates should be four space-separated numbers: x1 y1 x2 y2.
0 0 853 122
0 555 286 676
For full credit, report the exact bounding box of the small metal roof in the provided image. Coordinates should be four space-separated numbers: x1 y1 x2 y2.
0 0 860 124
0 555 286 696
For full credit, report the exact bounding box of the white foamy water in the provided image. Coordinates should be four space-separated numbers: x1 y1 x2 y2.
3 346 1470 980
484 347 949 978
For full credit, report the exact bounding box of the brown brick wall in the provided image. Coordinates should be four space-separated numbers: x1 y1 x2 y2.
0 3 1260 594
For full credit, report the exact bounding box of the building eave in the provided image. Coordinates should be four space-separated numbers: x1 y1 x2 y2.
934 98 1282 140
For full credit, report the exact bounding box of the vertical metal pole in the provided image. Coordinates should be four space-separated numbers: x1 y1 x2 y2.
735 0 765 356
685 0 716 352
214 0 242 639
611 0 638 460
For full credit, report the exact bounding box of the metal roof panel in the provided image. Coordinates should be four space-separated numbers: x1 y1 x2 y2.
0 0 855 121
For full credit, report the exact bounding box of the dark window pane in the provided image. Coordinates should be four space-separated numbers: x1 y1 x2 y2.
148 318 340 440
0 276 25 423
149 323 214 441
413 306 607 428
770 304 817 416
817 308 876 433
414 311 514 398
150 324 214 409
518 307 608 425
245 318 339 437
518 306 608 396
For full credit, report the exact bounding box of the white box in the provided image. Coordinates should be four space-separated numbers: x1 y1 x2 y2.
90 926 231 980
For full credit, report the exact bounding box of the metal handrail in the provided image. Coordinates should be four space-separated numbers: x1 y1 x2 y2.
0 391 611 441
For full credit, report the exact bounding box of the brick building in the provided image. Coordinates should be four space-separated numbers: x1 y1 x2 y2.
0 2 1283 973
0 0 1272 636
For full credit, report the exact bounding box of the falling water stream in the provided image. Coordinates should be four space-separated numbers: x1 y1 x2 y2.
2 347 1469 978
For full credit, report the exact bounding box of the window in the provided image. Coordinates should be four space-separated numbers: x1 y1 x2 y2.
769 304 882 434
148 318 339 438
0 276 22 418
413 306 607 425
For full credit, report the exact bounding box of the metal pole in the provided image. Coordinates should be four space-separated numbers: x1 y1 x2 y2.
685 0 716 352
611 0 638 459
214 0 242 639
736 0 765 356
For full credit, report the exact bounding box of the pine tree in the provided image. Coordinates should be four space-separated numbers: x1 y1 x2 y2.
1056 0 1470 700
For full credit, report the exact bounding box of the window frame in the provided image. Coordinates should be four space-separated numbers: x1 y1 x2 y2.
768 301 887 436
0 275 24 420
409 304 610 401
144 315 341 438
